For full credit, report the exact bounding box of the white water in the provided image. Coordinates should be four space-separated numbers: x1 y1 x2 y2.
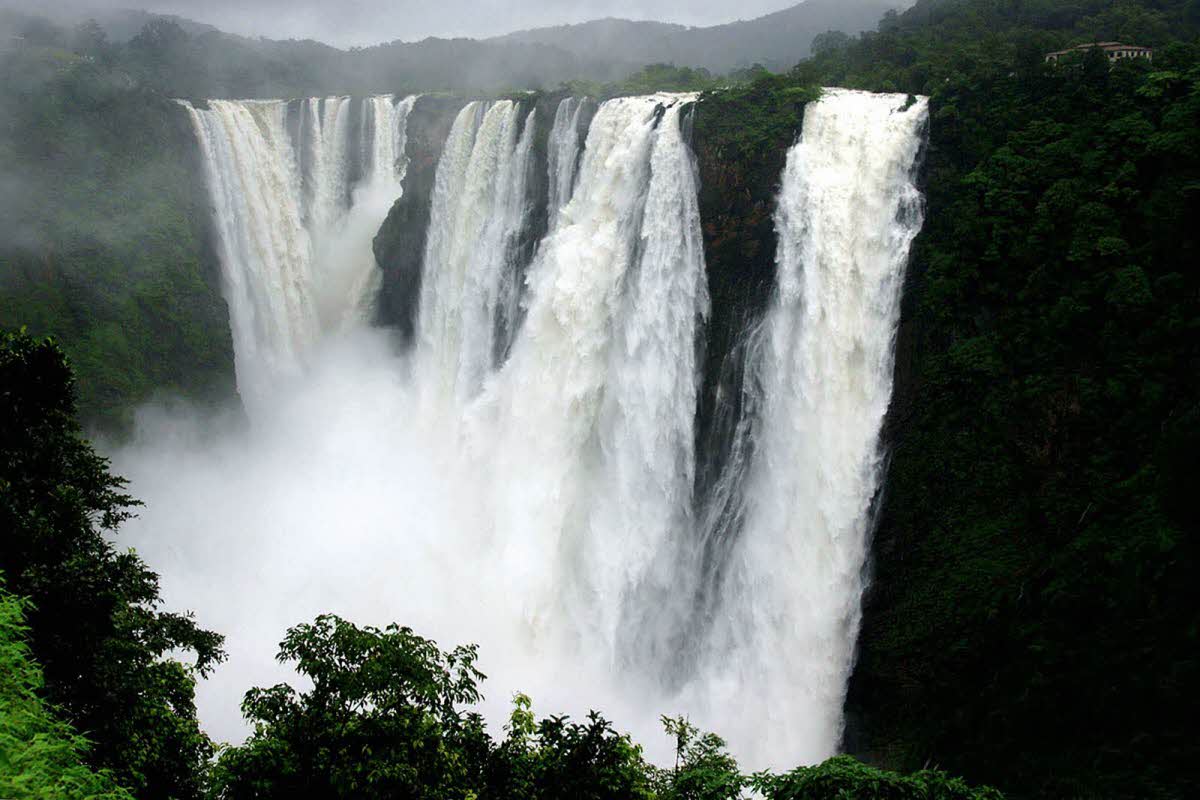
470 94 705 661
303 96 353 236
695 88 929 764
180 99 318 406
181 94 418 408
416 100 536 405
546 96 586 228
125 89 927 771
330 94 419 326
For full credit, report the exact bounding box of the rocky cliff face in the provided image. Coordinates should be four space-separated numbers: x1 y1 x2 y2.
687 84 813 597
372 95 468 341
372 92 597 345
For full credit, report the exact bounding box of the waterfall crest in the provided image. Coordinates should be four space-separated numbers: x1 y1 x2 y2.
415 100 537 405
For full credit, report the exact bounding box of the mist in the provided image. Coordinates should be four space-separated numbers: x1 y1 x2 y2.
103 93 713 763
107 327 702 763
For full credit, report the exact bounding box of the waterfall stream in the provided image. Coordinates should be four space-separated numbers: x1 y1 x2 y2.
135 88 928 769
180 94 418 408
695 88 929 763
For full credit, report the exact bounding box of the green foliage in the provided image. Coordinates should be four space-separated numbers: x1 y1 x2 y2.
0 584 133 800
560 63 726 100
0 44 234 428
0 329 225 799
210 614 488 799
740 1 1200 798
210 614 661 800
655 717 745 800
751 755 1003 800
491 706 654 800
212 613 998 800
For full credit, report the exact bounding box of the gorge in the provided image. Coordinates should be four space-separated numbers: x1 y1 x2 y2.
111 88 929 770
4 1 1199 796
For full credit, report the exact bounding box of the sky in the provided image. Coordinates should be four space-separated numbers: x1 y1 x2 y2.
38 0 808 47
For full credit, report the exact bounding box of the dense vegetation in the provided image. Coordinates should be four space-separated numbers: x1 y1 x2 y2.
0 328 1002 799
0 330 224 798
3 0 1199 797
0 31 233 428
743 0 1199 796
0 587 132 800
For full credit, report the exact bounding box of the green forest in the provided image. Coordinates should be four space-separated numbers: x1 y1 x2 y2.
2 0 1198 797
691 8 1199 788
787 2 1200 796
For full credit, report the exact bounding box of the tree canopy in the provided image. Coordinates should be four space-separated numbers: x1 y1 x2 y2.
0 330 224 799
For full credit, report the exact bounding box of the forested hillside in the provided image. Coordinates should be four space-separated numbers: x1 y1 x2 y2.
0 31 233 428
770 0 1200 795
491 0 899 74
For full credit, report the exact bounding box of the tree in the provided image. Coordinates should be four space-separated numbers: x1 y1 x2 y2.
751 755 1004 800
810 30 851 56
210 614 489 799
0 330 224 799
0 583 133 800
71 20 109 60
656 716 744 800
516 711 653 800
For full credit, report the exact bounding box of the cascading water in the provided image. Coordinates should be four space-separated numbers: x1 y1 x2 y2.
181 94 418 406
695 88 929 765
471 95 706 668
138 87 928 771
415 100 536 405
180 99 318 406
333 94 419 325
302 96 353 235
546 96 586 228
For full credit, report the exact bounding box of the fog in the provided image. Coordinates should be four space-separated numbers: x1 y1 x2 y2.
107 328 700 763
29 0 812 46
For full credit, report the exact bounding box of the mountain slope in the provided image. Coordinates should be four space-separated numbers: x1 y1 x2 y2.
492 0 904 72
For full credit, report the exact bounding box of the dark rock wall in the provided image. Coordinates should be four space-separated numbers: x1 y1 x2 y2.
372 95 468 341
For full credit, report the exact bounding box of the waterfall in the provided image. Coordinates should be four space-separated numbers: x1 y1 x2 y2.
333 95 419 325
180 99 318 406
546 96 586 229
162 87 929 770
303 96 353 235
469 94 705 666
699 88 929 765
182 95 418 406
415 100 536 405
361 94 419 189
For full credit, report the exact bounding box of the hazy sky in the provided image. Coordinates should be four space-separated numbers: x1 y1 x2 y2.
46 0 808 47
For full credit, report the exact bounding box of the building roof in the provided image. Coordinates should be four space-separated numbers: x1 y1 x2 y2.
1046 41 1152 56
